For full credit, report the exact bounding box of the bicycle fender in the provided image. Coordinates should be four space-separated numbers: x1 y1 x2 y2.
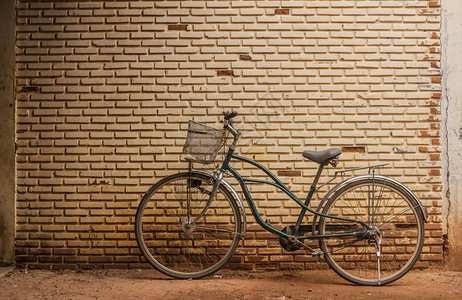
311 174 427 235
194 170 247 239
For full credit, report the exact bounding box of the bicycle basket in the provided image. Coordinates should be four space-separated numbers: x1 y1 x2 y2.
183 120 226 164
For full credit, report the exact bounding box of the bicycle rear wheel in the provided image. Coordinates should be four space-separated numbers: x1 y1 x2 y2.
318 177 425 286
135 172 242 279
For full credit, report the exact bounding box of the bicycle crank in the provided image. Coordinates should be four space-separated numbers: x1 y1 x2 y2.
291 237 324 257
279 226 302 251
279 226 324 257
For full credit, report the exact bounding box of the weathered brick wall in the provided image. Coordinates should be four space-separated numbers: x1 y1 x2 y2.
16 0 442 270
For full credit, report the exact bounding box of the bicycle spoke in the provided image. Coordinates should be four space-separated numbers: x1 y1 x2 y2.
372 179 387 225
322 237 364 254
195 226 242 236
379 206 419 229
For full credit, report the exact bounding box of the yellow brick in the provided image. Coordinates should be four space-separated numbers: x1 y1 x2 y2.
13 0 443 270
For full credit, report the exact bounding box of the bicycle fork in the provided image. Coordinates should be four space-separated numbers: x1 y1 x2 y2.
189 170 225 225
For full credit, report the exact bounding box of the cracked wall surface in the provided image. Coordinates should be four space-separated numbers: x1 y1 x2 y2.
442 0 462 270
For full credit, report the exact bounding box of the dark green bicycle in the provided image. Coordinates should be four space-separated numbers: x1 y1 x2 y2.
135 111 426 286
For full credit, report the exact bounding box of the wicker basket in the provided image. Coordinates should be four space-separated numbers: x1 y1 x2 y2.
183 120 226 164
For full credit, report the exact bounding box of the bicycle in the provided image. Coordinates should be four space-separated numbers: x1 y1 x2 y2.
135 111 426 286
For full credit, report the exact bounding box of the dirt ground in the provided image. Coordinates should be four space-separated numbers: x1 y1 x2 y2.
0 267 460 300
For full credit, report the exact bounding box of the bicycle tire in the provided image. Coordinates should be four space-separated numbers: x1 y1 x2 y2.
135 172 242 279
318 178 425 286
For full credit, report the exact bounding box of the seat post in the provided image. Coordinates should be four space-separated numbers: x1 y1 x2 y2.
311 163 325 188
294 163 325 234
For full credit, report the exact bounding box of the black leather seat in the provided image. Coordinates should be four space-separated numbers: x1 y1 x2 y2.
302 148 342 165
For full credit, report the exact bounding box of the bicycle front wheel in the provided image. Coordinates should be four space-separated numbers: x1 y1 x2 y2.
318 177 425 286
135 172 242 279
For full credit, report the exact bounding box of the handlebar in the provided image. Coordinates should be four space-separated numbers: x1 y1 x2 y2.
222 111 240 149
223 111 238 120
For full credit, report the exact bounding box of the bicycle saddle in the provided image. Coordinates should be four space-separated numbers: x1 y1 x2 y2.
302 148 342 165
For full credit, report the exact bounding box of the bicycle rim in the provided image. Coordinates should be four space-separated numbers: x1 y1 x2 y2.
135 172 242 279
319 178 425 286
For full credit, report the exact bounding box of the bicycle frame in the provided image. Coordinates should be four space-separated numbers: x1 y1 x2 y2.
207 147 370 243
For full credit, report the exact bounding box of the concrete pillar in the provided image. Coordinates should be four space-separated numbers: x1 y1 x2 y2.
442 0 462 270
0 0 15 266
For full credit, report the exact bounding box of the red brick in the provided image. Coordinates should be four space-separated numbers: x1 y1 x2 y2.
341 146 366 153
217 70 234 76
274 9 289 15
277 170 301 177
168 24 188 30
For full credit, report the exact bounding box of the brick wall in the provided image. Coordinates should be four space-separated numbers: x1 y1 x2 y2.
16 0 443 270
